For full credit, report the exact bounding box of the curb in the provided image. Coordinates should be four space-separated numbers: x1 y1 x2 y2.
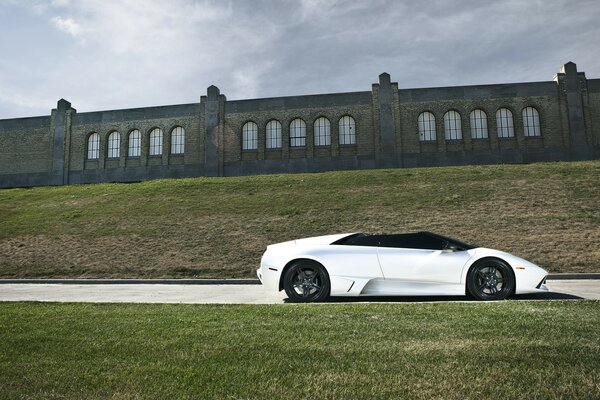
0 274 599 284
546 273 600 280
0 278 262 285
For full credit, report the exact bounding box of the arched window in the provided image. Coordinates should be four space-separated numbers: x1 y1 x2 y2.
339 115 356 145
128 129 141 157
470 109 488 139
290 118 306 147
242 121 258 150
496 108 514 138
87 133 99 160
149 128 163 156
444 111 462 140
523 107 541 137
265 120 282 149
107 131 120 158
171 126 185 154
313 117 331 146
418 112 436 141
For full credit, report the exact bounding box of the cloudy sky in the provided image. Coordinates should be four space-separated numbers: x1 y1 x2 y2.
1 0 599 119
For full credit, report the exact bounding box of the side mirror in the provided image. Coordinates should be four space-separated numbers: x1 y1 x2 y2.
442 244 459 253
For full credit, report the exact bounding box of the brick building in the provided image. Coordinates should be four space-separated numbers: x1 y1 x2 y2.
0 61 598 188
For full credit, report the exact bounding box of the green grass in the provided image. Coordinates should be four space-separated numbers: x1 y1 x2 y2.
0 301 598 399
0 160 599 278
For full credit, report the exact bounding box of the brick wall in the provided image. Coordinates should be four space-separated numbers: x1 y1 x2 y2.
0 62 598 188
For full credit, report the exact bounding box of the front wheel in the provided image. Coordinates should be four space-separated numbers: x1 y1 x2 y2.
283 261 330 303
467 258 515 300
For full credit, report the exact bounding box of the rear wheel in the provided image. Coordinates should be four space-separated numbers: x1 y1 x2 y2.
467 258 515 300
283 261 330 303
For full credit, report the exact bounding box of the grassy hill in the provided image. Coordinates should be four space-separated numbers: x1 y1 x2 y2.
0 160 599 278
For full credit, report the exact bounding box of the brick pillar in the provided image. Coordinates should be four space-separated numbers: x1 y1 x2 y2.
560 62 591 159
51 98 75 185
203 85 224 176
376 73 398 168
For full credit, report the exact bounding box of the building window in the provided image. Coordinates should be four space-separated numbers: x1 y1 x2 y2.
266 120 282 149
290 118 306 147
128 129 141 157
496 108 514 138
418 112 436 141
444 110 462 140
242 121 258 151
149 128 163 156
171 126 185 154
523 107 541 137
339 115 356 145
87 133 99 160
313 117 331 146
107 131 120 158
469 109 488 139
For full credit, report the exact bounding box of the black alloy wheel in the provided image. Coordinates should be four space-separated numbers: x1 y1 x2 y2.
283 261 330 303
467 258 515 300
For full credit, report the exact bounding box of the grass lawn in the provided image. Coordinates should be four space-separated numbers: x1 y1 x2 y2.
0 160 599 278
0 301 598 399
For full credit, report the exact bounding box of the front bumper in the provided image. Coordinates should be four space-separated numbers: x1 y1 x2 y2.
257 265 280 291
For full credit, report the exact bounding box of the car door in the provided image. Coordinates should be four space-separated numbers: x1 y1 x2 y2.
376 234 472 284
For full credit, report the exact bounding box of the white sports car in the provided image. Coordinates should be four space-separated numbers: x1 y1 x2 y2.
257 232 548 302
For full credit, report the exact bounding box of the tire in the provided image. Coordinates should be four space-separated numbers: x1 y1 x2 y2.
466 258 515 301
283 260 330 303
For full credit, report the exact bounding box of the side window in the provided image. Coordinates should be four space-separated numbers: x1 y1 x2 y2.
149 128 163 156
128 129 141 157
290 118 306 147
242 121 258 150
265 120 282 149
87 133 99 160
170 126 185 154
523 107 541 136
496 108 514 138
418 112 436 141
339 115 356 145
444 110 463 140
313 117 331 146
378 234 447 250
470 109 488 139
107 131 120 158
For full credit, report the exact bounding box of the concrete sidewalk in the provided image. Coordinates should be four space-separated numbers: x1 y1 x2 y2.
0 283 286 304
0 279 597 304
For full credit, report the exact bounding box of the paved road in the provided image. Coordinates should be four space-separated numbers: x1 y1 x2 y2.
0 279 598 304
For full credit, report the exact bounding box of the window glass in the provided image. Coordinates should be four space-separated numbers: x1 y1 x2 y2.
290 118 306 147
444 111 462 140
171 126 185 154
266 120 282 149
242 122 258 150
314 117 331 146
128 129 141 157
496 108 514 138
418 112 436 141
107 131 120 158
149 128 163 156
339 115 356 145
377 234 447 250
523 107 541 136
87 133 99 160
470 109 488 139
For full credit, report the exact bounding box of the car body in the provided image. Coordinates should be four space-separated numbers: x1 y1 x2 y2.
257 232 548 302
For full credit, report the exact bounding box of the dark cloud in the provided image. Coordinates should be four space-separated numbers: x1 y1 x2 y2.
1 0 599 118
